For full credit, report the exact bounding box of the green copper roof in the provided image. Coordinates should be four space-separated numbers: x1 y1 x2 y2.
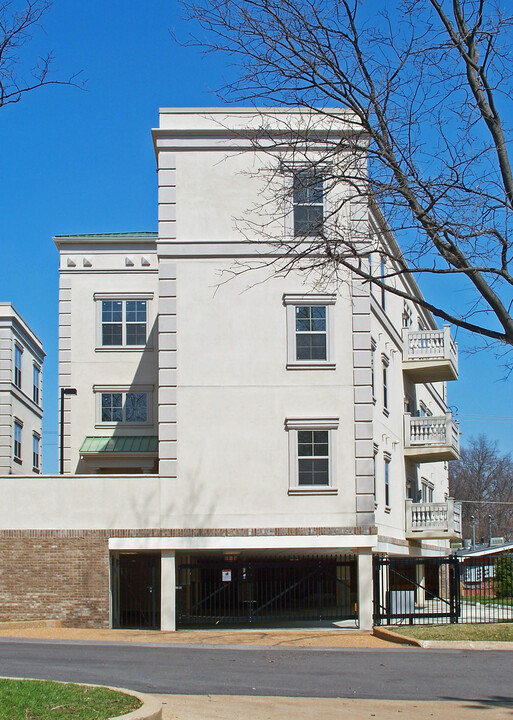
80 436 158 454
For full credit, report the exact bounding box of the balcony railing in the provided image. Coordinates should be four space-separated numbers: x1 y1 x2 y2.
404 412 460 461
402 325 458 382
406 498 462 538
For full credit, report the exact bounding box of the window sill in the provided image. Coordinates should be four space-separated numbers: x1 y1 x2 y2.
384 506 391 513
13 457 22 465
286 362 336 371
95 346 153 353
95 423 153 429
383 407 390 417
288 487 338 495
32 467 40 474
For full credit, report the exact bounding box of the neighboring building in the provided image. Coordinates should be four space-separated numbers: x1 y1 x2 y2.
0 304 44 474
456 542 513 597
0 109 461 629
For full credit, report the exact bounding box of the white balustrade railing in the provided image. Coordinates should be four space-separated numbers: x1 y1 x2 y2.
404 412 460 454
405 498 461 536
403 324 458 371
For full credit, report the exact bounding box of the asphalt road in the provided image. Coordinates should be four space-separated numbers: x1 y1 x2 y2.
0 639 511 703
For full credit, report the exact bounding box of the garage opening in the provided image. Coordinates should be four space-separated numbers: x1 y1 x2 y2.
177 555 357 627
111 552 161 629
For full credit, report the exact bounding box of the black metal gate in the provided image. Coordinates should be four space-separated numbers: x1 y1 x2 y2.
177 556 357 627
111 552 161 629
373 555 460 625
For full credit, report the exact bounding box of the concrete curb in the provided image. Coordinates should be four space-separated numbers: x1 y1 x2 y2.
372 627 421 646
418 640 513 650
0 677 162 720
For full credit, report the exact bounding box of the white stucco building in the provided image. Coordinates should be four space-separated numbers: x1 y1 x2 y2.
0 303 44 475
0 108 461 630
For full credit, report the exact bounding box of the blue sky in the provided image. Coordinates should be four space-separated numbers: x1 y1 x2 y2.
0 0 511 472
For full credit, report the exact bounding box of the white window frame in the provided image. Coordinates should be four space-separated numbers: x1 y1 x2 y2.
382 354 389 415
384 452 391 509
33 364 41 406
32 432 41 472
285 417 339 494
283 294 336 370
14 343 23 389
421 478 434 503
94 293 153 350
13 419 22 464
291 169 324 237
93 385 153 427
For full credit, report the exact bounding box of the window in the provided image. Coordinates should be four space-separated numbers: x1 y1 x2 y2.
293 170 324 236
283 294 336 369
380 256 386 309
101 300 147 346
13 420 22 463
100 392 148 423
421 479 434 503
33 365 41 405
286 418 338 493
32 434 40 471
402 302 413 328
373 443 379 505
382 355 389 413
384 453 391 507
371 338 376 398
14 345 22 388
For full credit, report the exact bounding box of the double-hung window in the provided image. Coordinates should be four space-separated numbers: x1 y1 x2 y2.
32 434 40 471
382 354 389 414
14 345 22 388
286 418 338 493
384 453 391 508
100 392 148 424
284 294 336 369
13 420 22 463
101 300 147 346
33 365 41 405
293 170 324 236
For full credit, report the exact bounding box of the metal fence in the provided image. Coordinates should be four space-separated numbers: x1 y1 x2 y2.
177 556 357 627
373 554 513 626
458 554 513 624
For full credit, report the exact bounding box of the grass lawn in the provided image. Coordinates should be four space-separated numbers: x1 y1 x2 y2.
0 679 141 720
389 623 513 642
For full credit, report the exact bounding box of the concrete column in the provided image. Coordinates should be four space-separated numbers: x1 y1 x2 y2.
357 549 374 630
161 550 176 631
416 564 426 607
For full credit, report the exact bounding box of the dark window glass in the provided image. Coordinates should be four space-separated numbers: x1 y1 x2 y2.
125 393 147 423
297 430 329 485
101 393 122 422
293 171 324 236
295 306 327 361
101 301 123 346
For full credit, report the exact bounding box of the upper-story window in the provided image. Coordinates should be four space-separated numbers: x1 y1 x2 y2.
382 354 389 414
402 302 413 328
101 300 147 347
286 418 339 494
32 433 40 472
33 365 41 405
14 345 22 388
384 453 391 508
283 294 336 370
101 392 148 423
380 256 386 310
293 170 324 236
13 420 22 463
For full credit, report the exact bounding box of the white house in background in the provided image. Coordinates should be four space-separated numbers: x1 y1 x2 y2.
0 108 460 630
0 303 44 474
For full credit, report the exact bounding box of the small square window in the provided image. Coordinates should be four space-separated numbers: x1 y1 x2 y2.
99 298 148 347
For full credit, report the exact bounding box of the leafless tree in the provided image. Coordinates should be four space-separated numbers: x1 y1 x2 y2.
0 0 80 108
181 0 513 355
450 435 513 541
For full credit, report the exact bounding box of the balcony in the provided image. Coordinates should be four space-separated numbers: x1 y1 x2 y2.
406 498 462 539
404 412 460 461
402 325 458 382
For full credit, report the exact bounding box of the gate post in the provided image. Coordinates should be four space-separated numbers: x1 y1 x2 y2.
357 549 373 630
161 550 176 631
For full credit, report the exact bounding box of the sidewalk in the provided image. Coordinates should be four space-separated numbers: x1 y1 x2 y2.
0 624 392 648
158 694 513 720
